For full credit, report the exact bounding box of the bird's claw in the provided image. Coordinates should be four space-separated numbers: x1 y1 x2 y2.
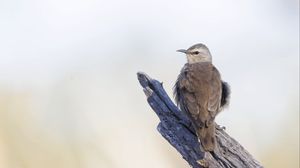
216 124 226 130
197 159 209 167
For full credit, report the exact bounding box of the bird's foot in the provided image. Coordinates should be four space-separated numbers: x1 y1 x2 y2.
197 158 209 167
216 124 226 130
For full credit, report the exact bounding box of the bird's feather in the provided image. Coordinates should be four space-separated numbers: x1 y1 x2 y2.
221 81 230 109
174 62 226 151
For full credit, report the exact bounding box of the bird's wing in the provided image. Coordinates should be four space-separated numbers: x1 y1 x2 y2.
174 65 200 116
173 64 188 109
174 63 220 151
207 66 222 118
174 64 209 128
174 63 225 151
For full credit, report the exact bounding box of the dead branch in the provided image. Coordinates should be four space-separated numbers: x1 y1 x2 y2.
137 72 263 168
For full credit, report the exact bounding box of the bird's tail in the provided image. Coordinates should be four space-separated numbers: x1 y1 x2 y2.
196 122 216 152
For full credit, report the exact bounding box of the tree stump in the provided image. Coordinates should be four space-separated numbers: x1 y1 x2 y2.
137 72 263 168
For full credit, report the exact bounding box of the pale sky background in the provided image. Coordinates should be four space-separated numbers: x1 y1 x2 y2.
0 0 299 168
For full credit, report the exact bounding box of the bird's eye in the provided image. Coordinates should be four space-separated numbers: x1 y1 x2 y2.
193 51 199 55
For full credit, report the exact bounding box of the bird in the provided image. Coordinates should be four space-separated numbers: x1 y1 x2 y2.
174 43 230 152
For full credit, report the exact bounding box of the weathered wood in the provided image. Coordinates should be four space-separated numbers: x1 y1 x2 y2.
137 72 263 168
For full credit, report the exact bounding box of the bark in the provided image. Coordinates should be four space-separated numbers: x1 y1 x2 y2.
137 72 263 168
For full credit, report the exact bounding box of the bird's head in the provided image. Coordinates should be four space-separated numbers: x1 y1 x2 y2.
177 43 212 64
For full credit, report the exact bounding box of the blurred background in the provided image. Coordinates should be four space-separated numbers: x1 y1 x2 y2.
0 0 299 167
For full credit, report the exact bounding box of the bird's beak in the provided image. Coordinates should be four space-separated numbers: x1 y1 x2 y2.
176 49 187 54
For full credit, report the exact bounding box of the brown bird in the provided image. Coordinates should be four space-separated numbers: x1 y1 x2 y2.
174 43 230 152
